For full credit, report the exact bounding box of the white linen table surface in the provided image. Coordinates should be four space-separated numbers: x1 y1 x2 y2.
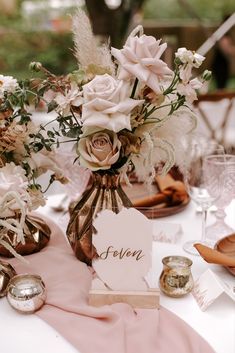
0 196 234 353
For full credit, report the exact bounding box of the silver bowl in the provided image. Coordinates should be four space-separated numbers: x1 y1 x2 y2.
6 274 46 313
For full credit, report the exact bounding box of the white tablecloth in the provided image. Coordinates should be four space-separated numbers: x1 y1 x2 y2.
0 196 234 353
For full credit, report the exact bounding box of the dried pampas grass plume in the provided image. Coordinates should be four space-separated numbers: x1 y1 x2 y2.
72 9 115 75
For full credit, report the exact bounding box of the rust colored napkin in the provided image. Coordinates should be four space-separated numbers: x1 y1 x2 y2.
10 216 215 353
128 174 188 208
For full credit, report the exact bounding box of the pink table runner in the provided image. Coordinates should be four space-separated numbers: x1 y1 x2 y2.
10 216 215 353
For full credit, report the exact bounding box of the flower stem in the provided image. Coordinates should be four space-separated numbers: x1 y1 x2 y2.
201 209 208 242
130 78 139 98
51 139 78 145
163 70 179 95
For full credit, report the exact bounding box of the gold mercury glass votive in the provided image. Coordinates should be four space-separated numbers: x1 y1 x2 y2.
159 256 193 297
6 274 46 313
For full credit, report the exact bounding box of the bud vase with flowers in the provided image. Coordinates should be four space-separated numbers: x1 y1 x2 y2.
0 74 67 260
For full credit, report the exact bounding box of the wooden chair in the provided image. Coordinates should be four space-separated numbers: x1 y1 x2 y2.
193 91 235 148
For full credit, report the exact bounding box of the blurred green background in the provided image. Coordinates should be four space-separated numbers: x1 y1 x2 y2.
0 0 235 89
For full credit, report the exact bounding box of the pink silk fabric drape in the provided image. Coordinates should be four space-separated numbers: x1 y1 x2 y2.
10 216 215 353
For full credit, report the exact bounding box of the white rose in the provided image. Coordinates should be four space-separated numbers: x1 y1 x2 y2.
77 130 121 171
111 35 172 93
0 75 18 99
82 74 143 133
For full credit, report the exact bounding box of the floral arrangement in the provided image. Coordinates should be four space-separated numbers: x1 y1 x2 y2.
27 10 210 186
0 74 66 258
0 8 211 258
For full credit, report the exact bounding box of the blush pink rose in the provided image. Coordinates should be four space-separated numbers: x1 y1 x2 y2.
111 34 172 93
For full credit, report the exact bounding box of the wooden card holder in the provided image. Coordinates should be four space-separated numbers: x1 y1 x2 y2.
89 288 160 309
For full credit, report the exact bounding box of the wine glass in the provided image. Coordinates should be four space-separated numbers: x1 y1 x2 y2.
204 154 235 243
182 140 224 255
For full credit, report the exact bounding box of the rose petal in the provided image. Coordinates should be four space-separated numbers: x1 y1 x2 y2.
83 98 114 112
122 63 150 82
83 112 131 132
141 58 172 76
104 98 143 115
121 46 139 63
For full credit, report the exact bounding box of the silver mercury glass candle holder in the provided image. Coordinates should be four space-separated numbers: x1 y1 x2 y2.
6 274 46 313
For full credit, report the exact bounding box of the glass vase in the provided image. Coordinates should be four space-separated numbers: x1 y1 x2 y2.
66 172 133 265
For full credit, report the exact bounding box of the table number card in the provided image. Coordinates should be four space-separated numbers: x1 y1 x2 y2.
92 208 152 291
192 269 235 311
